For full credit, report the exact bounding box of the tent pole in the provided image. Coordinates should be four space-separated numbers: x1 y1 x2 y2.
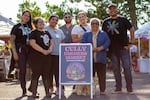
148 39 150 57
138 37 141 57
148 38 150 74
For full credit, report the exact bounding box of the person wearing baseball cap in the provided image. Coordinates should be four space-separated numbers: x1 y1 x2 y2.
108 3 117 8
102 3 134 94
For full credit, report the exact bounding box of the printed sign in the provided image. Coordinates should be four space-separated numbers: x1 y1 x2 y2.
59 43 93 84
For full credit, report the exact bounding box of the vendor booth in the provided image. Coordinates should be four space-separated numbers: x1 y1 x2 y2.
135 21 150 74
0 57 11 81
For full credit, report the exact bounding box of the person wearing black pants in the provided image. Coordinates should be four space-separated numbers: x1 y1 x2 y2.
28 17 53 98
82 18 110 95
10 10 32 96
51 55 59 90
45 14 65 95
94 63 106 93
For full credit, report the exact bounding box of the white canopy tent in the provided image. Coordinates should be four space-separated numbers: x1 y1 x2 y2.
0 40 5 46
0 14 15 37
135 21 150 73
135 21 150 57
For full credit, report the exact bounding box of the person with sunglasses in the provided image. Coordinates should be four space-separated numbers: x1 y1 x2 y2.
82 18 110 95
59 12 74 43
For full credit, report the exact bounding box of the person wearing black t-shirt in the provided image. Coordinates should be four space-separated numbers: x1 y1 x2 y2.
28 17 53 98
10 10 32 96
102 3 134 94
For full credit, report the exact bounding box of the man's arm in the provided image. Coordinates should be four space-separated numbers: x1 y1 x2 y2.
129 27 135 43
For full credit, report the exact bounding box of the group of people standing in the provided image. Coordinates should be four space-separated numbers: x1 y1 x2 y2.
9 3 134 98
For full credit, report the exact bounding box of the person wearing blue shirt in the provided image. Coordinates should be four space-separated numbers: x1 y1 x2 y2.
82 18 110 95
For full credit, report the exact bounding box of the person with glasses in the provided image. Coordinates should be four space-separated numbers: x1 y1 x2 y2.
10 10 32 96
28 17 53 98
59 12 74 92
59 12 74 43
102 3 134 94
82 18 110 95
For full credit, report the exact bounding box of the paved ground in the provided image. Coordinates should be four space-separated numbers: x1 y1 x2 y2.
0 70 150 100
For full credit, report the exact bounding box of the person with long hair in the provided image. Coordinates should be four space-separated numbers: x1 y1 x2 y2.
10 10 32 96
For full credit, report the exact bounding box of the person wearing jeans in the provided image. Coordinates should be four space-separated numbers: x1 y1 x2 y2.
102 3 134 93
111 48 133 92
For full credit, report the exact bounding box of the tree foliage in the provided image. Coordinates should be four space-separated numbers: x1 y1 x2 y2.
69 0 150 29
17 0 42 22
17 0 79 23
17 0 150 28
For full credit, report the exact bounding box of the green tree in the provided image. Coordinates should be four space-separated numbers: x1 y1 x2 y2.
43 0 79 21
17 0 42 22
69 0 150 29
17 0 150 28
17 0 79 25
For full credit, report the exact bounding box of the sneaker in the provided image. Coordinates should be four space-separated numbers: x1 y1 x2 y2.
127 88 134 94
112 89 122 94
100 92 105 95
31 93 39 98
49 88 54 94
127 91 134 94
28 87 40 94
45 93 51 98
7 74 14 80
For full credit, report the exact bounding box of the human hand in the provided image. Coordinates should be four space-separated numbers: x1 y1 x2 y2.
13 52 19 61
42 49 51 55
93 48 98 52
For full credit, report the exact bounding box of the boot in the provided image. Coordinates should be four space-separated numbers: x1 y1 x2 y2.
28 80 39 98
43 79 51 98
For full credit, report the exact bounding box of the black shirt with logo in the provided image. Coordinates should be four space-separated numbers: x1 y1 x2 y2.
102 16 132 54
10 23 31 48
29 30 52 72
29 30 52 56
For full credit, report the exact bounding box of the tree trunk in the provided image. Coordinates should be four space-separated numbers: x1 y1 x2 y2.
127 0 138 29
